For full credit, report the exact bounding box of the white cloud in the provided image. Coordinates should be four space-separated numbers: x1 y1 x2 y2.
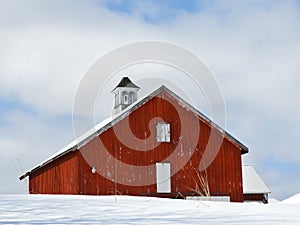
0 0 299 199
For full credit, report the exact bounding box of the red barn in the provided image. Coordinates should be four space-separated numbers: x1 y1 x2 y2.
20 77 249 202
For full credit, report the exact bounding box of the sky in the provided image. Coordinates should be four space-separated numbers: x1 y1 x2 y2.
0 0 299 200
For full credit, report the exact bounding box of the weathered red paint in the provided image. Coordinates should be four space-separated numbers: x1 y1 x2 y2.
29 151 78 194
28 88 246 202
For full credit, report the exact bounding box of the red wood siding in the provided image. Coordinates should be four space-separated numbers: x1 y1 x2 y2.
75 90 244 202
244 194 267 203
29 151 78 194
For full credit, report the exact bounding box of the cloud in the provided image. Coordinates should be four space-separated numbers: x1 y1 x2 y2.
0 106 74 193
0 0 299 200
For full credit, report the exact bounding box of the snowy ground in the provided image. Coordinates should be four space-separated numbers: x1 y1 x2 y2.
0 194 300 224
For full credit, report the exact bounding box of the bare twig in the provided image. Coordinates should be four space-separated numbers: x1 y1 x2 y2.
184 167 210 200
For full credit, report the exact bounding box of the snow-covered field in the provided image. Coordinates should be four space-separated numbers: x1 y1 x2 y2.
0 194 300 224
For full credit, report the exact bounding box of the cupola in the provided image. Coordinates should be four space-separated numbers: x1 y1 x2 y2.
111 77 140 114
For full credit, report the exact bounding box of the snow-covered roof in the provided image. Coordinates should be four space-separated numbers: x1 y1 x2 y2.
19 92 146 180
20 85 248 180
242 165 271 194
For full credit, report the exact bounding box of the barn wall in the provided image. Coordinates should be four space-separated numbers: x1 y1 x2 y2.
29 151 78 194
244 194 267 203
76 90 244 202
210 138 244 202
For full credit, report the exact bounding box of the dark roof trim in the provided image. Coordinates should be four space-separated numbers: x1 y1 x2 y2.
19 145 78 180
19 85 248 180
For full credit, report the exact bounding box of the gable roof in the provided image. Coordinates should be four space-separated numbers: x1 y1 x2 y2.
242 165 271 194
19 85 248 180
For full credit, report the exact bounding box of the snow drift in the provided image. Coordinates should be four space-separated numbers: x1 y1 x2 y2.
282 193 300 204
0 194 299 224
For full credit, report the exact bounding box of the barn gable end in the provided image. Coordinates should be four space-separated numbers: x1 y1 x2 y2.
20 85 249 202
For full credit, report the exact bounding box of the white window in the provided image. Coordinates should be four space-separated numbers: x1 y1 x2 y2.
124 95 128 104
129 91 135 104
156 163 171 193
114 93 119 107
156 123 170 142
122 91 129 105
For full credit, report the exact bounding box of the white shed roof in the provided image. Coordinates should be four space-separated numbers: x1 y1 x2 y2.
242 165 270 194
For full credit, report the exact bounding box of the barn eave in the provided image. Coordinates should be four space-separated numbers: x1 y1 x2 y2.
19 85 248 180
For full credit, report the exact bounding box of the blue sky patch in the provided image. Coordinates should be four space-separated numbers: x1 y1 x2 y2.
0 98 35 115
103 0 201 23
104 0 134 14
265 157 298 174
